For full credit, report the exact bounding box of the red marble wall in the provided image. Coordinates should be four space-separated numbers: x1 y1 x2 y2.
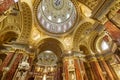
0 53 14 73
5 53 23 80
79 61 88 80
98 60 114 80
105 21 120 45
74 59 82 80
0 0 14 14
0 52 14 79
84 62 94 80
63 61 69 80
89 61 105 80
54 66 63 80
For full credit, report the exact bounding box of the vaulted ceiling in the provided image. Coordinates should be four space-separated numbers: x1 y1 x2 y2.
0 0 120 55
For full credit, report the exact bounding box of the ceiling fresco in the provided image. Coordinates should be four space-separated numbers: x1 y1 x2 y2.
37 0 76 34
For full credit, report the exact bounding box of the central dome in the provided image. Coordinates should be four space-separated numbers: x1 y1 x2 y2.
37 0 77 34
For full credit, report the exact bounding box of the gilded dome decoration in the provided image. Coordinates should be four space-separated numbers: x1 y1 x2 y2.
37 0 76 34
1 0 120 80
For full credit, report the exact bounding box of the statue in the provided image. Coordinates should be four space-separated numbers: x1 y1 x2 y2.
15 58 30 80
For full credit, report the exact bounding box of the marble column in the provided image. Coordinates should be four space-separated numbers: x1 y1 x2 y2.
98 56 115 80
74 58 82 80
104 21 120 46
55 62 63 80
0 52 14 72
63 58 69 80
0 52 14 80
79 60 88 80
87 56 105 80
54 65 63 80
5 53 23 80
63 51 86 80
105 59 119 80
84 62 95 80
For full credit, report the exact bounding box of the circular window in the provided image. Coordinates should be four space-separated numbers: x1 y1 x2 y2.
101 40 109 51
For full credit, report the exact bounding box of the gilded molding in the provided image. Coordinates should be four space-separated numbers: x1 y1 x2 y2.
108 0 120 19
73 22 92 50
88 31 98 54
17 2 32 43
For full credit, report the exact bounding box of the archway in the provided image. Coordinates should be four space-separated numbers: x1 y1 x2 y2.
37 38 64 60
0 54 7 79
0 31 18 79
34 38 64 80
79 45 94 80
0 31 18 53
79 45 90 55
73 22 93 50
0 31 18 44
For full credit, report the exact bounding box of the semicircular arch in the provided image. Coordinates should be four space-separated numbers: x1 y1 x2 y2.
73 22 93 50
37 38 65 61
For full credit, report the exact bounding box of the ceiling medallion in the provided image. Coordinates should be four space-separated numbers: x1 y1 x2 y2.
52 0 64 9
37 0 77 34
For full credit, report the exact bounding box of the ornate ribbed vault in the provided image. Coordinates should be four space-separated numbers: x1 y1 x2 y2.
0 0 120 79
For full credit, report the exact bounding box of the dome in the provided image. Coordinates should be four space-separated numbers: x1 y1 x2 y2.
37 0 77 34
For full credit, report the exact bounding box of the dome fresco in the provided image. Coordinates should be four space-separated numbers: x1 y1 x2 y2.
37 50 58 66
37 0 76 34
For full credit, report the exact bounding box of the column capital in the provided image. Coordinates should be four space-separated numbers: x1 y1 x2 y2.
95 54 104 60
86 54 97 62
